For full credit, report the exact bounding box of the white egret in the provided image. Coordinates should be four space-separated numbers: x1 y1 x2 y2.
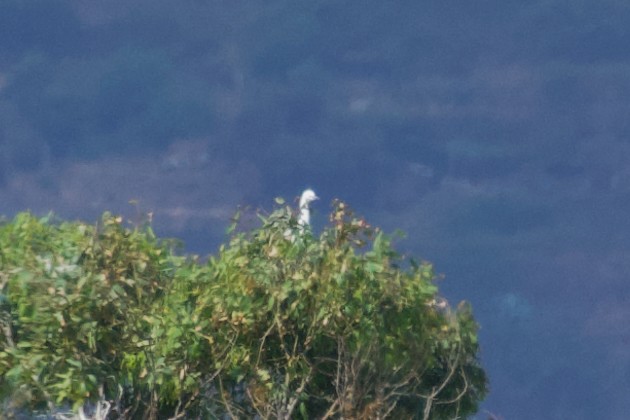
297 188 319 227
283 189 318 241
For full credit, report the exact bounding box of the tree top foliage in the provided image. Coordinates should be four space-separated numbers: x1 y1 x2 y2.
0 201 487 419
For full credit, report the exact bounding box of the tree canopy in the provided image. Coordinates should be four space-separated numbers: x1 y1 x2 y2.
0 200 486 419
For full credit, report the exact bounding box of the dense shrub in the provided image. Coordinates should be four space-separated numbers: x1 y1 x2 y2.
0 201 486 419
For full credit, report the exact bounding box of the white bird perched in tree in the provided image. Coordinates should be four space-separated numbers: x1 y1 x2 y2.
298 188 319 228
284 188 319 241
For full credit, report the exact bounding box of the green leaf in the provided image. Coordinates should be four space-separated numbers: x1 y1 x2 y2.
256 368 271 382
66 358 82 369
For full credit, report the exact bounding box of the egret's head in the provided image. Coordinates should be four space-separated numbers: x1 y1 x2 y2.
299 189 319 208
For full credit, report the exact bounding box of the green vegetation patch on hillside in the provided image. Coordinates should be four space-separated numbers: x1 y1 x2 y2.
0 202 486 419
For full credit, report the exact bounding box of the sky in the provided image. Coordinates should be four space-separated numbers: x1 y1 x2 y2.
2 1 630 418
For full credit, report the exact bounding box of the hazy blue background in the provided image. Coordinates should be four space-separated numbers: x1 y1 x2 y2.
2 1 630 418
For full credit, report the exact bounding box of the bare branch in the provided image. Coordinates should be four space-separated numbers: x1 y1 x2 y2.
436 370 469 405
